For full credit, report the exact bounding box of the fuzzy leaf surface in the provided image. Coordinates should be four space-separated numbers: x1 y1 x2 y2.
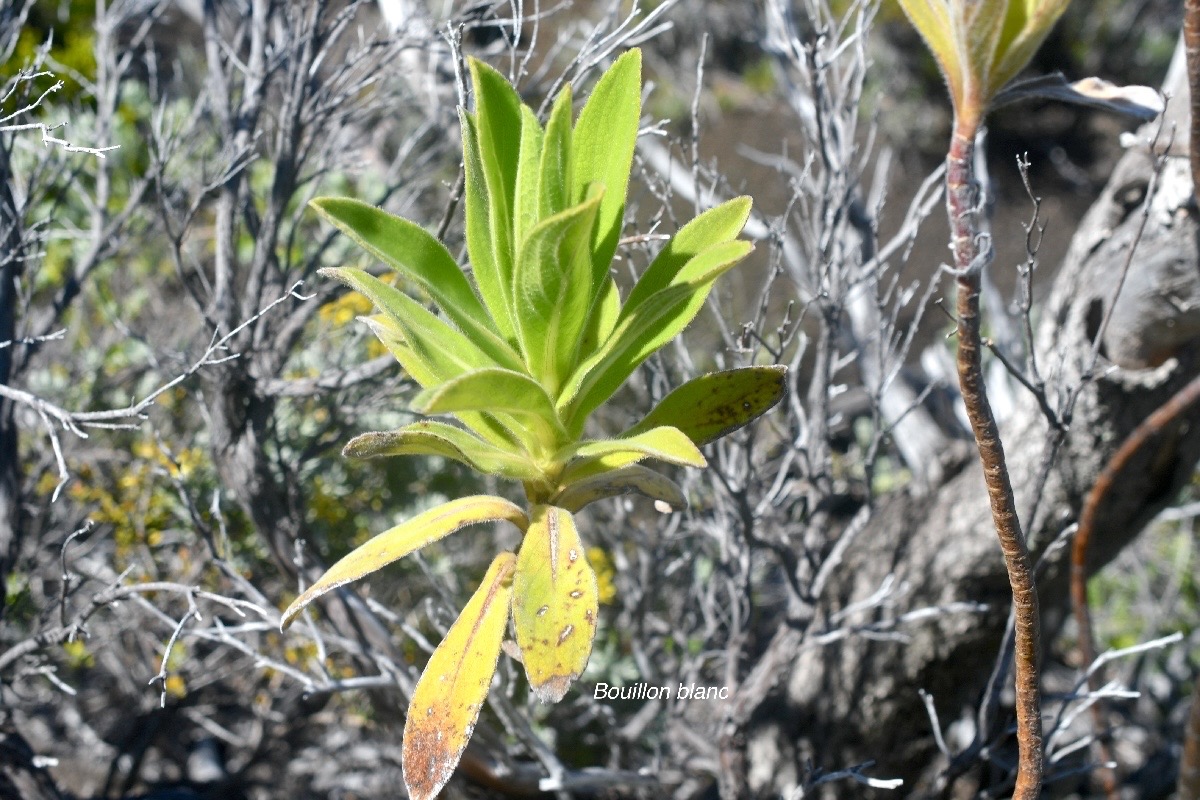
280 496 527 629
360 315 522 451
553 464 687 513
310 199 519 369
624 366 788 446
538 85 573 220
343 421 541 481
512 506 598 702
359 315 438 388
895 0 961 102
576 275 621 365
557 426 706 487
571 49 641 283
564 425 706 467
513 188 603 387
513 105 544 251
322 268 498 381
561 239 754 426
622 196 752 315
413 367 567 450
469 59 522 326
989 0 1070 98
402 552 515 800
461 111 513 340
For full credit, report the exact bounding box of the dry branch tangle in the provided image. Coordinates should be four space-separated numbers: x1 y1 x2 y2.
742 49 1200 798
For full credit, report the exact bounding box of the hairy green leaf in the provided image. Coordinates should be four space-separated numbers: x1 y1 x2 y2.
469 59 523 327
895 0 962 105
513 188 603 389
343 421 541 481
576 275 621 368
561 239 754 427
359 315 439 388
572 49 641 284
561 283 690 427
553 464 687 513
989 0 1071 98
322 268 498 381
513 105 544 251
312 199 521 369
897 0 1071 118
461 111 513 340
558 425 706 486
414 367 567 451
624 366 788 446
360 315 523 451
623 196 752 315
539 84 573 220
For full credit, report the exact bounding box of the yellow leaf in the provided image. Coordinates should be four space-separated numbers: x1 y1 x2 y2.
280 495 528 629
403 552 515 800
512 505 599 702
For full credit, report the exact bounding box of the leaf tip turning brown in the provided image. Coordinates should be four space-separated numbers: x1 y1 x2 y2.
402 718 461 800
530 673 575 703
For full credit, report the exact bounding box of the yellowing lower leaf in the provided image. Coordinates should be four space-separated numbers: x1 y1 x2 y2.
403 552 515 800
512 506 598 702
280 496 528 629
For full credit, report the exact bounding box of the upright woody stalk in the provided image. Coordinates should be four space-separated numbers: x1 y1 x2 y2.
895 2 1074 796
946 118 1043 798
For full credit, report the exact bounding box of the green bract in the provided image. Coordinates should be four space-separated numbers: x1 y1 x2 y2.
897 0 1071 123
281 49 785 800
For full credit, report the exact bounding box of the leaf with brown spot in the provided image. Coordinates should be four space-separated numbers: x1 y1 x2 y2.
512 505 598 702
622 365 787 446
280 496 527 629
402 551 515 800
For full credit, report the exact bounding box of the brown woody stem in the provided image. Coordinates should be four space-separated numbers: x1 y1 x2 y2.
947 119 1043 800
1074 374 1200 793
1186 0 1200 200
1071 375 1200 797
1179 5 1200 797
1184 670 1200 799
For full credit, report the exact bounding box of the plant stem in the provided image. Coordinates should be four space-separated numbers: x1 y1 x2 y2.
1073 373 1200 796
1185 0 1200 197
946 119 1043 800
1184 672 1200 799
1182 6 1200 796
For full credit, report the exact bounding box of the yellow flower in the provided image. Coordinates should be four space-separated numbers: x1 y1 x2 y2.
587 546 617 605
